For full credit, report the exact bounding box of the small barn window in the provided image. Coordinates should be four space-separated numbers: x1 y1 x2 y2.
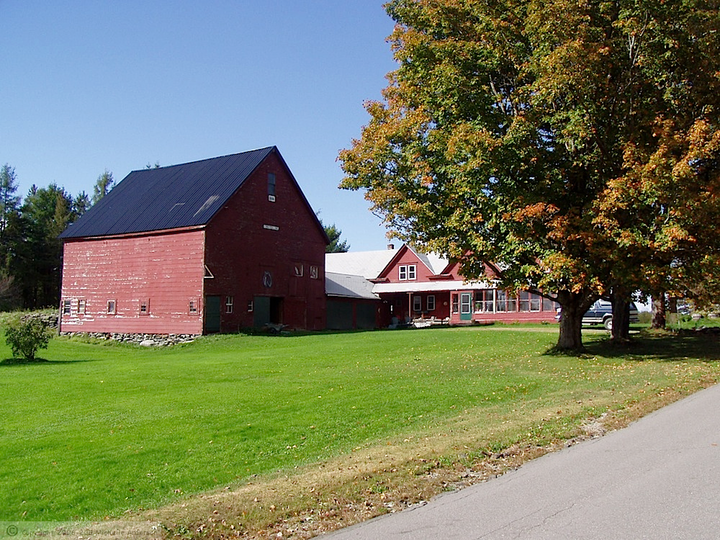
310 265 319 279
293 263 304 277
225 296 234 313
139 299 150 315
62 299 72 315
189 299 198 314
268 173 276 202
77 299 87 315
107 300 116 315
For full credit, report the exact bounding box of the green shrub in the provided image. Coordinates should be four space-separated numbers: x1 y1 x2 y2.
4 315 53 360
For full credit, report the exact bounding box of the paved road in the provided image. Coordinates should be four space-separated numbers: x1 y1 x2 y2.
324 384 720 540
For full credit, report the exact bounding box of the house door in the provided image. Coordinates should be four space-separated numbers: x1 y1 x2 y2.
460 293 473 321
204 295 221 333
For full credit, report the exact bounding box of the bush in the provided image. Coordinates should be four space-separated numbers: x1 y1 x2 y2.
4 314 54 360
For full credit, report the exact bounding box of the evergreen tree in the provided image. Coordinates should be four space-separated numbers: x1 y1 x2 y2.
19 184 75 308
92 170 114 204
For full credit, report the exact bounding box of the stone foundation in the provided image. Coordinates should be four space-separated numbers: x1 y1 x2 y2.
60 332 199 346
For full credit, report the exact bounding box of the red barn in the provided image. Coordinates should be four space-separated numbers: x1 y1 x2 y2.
59 147 328 336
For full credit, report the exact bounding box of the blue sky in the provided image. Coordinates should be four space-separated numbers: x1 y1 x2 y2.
0 1 397 251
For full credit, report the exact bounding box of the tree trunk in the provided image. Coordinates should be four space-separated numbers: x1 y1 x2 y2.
555 291 592 351
651 293 666 329
611 294 631 342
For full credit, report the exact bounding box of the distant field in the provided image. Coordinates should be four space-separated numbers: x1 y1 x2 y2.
1 325 718 525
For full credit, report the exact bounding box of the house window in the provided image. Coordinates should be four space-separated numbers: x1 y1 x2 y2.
413 295 422 312
399 265 417 281
495 290 507 312
268 173 276 202
293 262 304 277
225 296 234 314
189 299 198 314
452 294 459 314
77 299 86 315
519 291 542 312
310 265 319 279
107 300 116 315
543 297 558 312
427 295 436 311
62 299 72 315
475 290 495 313
496 291 518 312
139 299 150 315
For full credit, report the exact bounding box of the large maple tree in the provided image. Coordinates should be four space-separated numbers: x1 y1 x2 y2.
339 0 720 350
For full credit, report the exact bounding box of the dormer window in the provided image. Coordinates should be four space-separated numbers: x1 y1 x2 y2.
399 264 416 281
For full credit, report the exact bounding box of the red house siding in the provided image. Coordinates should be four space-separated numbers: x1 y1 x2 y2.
374 247 557 325
203 152 326 332
60 230 205 335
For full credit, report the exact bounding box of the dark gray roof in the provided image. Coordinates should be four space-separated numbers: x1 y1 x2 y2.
60 146 276 239
325 272 379 300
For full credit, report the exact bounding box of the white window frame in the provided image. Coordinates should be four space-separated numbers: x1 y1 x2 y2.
225 296 234 314
475 290 495 313
399 264 417 281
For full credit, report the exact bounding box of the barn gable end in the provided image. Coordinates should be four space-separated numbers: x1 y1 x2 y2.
59 147 327 336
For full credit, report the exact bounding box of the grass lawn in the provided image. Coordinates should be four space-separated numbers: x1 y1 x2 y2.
1 325 718 532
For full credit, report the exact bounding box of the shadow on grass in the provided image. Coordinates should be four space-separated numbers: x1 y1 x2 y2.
0 357 92 366
582 333 720 362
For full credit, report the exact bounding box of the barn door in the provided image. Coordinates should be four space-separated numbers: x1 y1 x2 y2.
253 296 283 328
253 296 270 328
204 295 221 333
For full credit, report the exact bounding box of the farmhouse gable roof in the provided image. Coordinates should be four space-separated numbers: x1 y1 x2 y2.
60 146 288 239
325 249 398 279
376 244 452 280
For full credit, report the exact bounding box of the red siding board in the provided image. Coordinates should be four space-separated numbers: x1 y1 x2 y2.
60 230 205 335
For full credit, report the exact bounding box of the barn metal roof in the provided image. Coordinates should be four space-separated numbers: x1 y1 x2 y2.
59 146 276 239
325 272 379 300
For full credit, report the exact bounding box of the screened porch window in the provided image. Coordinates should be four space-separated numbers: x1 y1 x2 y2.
475 290 495 313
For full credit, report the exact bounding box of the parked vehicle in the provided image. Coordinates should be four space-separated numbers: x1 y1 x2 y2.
582 300 639 330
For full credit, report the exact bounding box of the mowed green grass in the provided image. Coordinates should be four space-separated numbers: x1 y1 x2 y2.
1 326 718 522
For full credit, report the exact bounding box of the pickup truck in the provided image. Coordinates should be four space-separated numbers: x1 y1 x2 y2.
583 300 639 330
